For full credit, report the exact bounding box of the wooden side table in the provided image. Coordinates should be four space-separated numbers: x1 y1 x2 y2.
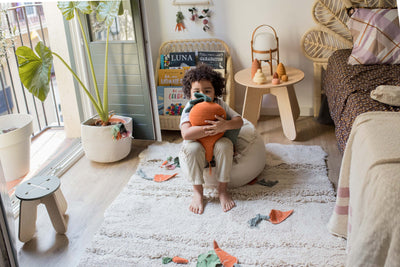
234 66 304 140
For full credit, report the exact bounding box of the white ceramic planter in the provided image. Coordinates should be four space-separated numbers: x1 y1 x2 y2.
0 114 33 182
81 115 133 163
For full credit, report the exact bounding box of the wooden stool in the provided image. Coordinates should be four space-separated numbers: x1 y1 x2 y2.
15 175 68 242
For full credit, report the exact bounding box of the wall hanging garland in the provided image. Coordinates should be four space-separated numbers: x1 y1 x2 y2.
172 0 212 32
198 8 210 32
188 7 198 21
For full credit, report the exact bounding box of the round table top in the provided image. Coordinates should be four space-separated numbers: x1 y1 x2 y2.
15 175 60 201
234 65 304 89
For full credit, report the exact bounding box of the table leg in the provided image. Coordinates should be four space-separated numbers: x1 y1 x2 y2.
242 87 263 127
271 85 300 140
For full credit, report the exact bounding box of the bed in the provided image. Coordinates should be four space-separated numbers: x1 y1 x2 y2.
324 49 400 152
301 0 399 152
327 111 400 266
302 0 400 265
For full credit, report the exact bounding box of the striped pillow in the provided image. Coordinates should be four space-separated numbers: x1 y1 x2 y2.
347 8 400 65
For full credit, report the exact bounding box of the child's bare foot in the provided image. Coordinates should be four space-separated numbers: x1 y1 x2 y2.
189 185 204 214
218 182 235 212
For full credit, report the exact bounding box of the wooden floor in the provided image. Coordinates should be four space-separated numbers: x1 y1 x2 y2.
14 116 342 267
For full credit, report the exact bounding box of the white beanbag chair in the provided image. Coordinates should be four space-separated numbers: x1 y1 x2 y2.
204 119 266 188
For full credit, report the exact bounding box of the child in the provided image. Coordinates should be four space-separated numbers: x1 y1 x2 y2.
179 64 243 214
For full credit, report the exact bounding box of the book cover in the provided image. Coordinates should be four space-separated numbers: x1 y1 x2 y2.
169 52 196 68
198 51 225 69
156 86 165 115
163 87 189 116
160 54 170 69
158 69 186 86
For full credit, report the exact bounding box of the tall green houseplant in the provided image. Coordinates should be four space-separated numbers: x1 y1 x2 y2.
16 1 122 125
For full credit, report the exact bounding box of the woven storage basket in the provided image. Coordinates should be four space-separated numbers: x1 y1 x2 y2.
156 38 235 130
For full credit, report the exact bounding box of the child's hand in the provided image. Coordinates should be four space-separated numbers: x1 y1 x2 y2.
203 115 228 136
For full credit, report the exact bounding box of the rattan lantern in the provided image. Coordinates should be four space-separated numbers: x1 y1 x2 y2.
251 24 279 75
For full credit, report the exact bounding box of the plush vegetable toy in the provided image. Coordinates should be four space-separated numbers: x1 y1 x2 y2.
187 93 226 172
213 240 238 267
175 11 185 31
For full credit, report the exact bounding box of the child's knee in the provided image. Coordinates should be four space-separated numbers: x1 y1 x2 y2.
181 141 205 156
214 137 233 155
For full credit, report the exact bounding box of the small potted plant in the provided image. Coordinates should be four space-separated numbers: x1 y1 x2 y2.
16 1 133 163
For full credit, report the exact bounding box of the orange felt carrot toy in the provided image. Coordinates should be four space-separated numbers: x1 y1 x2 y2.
269 209 294 224
213 240 238 267
154 173 178 182
162 256 188 264
172 256 189 264
189 93 226 173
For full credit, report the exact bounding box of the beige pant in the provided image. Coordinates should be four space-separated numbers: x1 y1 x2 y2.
179 137 233 185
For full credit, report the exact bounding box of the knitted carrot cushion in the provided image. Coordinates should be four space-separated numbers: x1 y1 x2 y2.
188 93 226 166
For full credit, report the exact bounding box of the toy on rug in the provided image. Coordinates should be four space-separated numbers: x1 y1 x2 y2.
136 169 178 182
197 241 239 267
197 250 221 266
248 209 294 227
248 214 270 228
154 173 178 182
213 240 238 267
256 179 278 187
162 256 189 264
187 92 226 173
175 11 185 31
269 209 293 224
161 156 180 170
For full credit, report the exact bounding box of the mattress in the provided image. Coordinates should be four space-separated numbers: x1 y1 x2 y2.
323 49 400 152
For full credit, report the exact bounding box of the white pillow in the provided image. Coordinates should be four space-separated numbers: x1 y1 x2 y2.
371 85 400 106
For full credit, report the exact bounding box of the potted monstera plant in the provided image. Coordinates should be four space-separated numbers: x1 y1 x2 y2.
16 1 133 163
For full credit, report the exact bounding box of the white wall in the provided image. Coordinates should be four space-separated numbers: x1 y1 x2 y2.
144 0 316 116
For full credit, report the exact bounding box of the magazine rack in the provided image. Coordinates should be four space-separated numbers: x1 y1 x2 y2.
156 38 235 130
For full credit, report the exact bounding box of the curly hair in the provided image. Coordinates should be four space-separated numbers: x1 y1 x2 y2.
182 64 225 99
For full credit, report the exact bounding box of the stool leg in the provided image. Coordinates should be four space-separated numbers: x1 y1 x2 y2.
54 188 67 214
19 200 40 242
42 193 67 234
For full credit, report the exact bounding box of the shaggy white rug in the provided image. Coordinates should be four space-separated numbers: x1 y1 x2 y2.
79 142 346 266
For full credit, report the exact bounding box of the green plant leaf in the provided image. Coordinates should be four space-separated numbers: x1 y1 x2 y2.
57 1 92 20
16 42 53 102
96 1 121 27
118 1 124 16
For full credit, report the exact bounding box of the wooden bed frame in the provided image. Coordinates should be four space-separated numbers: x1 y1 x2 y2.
155 38 234 130
301 0 398 117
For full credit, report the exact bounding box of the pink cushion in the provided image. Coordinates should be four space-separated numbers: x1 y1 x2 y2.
347 8 400 65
